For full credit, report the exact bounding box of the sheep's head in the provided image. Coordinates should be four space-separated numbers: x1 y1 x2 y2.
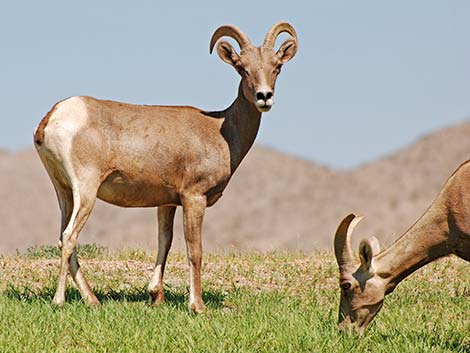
334 214 387 334
210 22 297 113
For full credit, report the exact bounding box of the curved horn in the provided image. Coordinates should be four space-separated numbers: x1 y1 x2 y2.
334 214 364 271
262 22 297 50
210 25 251 54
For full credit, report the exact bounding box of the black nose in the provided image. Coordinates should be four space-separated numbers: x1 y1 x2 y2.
256 91 273 101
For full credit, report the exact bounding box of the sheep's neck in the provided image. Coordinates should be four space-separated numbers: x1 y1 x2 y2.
375 205 450 293
221 83 262 173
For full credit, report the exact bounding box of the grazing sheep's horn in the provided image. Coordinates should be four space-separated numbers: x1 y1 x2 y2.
210 25 252 54
334 214 364 272
262 22 297 50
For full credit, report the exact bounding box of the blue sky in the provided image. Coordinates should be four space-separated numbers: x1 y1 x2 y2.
1 1 469 168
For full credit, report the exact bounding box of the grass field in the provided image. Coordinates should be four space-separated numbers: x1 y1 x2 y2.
0 245 469 352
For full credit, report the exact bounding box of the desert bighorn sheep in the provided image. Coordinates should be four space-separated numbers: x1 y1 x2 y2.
334 161 470 333
33 22 297 312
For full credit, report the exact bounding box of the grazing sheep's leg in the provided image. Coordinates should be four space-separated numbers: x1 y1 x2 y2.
148 205 177 306
182 195 207 313
53 183 99 306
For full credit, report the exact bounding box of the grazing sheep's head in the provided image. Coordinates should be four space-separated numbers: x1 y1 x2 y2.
334 214 387 334
210 22 298 113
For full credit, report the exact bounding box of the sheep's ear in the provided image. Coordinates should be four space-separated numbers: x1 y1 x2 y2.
216 41 241 67
276 39 297 63
359 236 380 272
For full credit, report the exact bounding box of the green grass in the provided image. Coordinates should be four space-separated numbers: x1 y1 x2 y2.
0 247 469 352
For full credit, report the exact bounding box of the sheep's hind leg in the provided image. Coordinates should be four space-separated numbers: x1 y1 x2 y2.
53 181 100 306
51 184 73 305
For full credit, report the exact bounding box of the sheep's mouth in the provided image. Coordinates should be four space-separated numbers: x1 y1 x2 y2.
255 99 273 113
257 106 272 113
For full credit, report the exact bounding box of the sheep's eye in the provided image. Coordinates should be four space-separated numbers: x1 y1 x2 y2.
341 282 352 291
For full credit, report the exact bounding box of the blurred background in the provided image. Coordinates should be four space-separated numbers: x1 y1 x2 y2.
1 1 470 253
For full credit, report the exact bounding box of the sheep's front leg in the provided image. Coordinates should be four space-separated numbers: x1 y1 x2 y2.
148 205 176 305
182 194 206 313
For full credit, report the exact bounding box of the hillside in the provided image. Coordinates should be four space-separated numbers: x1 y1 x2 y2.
2 121 470 254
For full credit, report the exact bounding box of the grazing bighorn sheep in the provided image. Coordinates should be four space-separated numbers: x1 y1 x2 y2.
334 161 470 333
33 22 297 312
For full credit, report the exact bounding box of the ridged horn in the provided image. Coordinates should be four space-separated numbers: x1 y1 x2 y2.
262 22 297 50
334 214 364 271
210 25 251 54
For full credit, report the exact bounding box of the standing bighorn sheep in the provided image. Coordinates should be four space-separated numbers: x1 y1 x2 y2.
33 22 297 312
334 161 470 333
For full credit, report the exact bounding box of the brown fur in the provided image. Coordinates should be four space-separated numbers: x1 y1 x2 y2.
334 161 470 333
34 23 298 312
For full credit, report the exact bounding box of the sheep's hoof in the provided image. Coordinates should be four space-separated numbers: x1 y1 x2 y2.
150 290 165 306
189 301 206 314
87 297 101 307
52 294 65 306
